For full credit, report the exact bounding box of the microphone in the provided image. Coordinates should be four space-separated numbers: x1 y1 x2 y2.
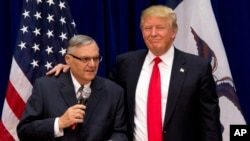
71 87 91 130
78 87 91 105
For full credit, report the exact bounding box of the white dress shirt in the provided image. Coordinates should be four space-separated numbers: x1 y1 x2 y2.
133 46 174 141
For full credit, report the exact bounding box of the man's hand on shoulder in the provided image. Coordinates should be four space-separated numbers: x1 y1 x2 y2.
46 64 70 76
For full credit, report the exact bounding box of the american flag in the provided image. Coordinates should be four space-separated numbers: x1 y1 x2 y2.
0 0 77 140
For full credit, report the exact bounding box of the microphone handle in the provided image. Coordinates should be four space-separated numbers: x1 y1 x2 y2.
78 97 88 105
71 97 87 130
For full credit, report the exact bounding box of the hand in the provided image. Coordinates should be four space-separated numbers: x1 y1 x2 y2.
46 64 70 76
58 104 86 129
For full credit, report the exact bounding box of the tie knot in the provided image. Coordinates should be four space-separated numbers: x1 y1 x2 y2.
77 85 84 95
79 85 84 91
154 57 161 65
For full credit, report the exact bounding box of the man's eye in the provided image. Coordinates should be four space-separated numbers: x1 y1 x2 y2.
82 57 90 62
93 57 99 61
144 27 152 30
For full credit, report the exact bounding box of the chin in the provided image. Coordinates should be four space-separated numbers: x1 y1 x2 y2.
87 74 96 80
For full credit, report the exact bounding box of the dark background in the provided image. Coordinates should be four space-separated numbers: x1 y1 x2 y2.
0 0 249 124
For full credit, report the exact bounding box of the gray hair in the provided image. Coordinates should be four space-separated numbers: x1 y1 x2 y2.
140 5 178 31
66 35 95 54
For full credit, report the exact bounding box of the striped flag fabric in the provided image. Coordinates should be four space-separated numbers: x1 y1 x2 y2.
167 0 246 140
0 0 77 140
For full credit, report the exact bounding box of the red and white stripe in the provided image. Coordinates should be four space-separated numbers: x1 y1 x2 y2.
0 58 32 141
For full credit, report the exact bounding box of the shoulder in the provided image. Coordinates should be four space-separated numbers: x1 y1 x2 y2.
33 71 70 86
175 48 210 66
116 49 147 60
94 76 122 87
94 76 123 91
113 49 148 68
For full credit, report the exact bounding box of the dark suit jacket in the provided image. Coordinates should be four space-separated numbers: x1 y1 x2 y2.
17 71 128 141
109 48 222 141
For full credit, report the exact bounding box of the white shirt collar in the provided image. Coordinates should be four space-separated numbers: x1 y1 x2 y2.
146 45 174 66
70 70 91 93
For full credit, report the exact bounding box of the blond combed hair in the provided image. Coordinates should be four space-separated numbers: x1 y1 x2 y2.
140 5 178 31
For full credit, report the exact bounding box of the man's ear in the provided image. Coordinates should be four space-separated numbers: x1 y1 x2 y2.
65 54 70 64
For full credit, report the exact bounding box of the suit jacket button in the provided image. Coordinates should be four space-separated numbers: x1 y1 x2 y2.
163 130 167 134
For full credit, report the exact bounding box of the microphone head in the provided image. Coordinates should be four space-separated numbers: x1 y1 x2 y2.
82 87 91 99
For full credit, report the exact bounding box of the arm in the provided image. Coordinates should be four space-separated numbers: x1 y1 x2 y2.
199 63 222 141
17 79 55 140
17 77 85 140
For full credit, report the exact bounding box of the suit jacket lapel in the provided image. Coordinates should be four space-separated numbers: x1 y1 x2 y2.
59 71 77 107
163 48 188 128
82 77 102 124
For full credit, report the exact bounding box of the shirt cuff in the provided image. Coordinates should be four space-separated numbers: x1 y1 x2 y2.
54 117 64 137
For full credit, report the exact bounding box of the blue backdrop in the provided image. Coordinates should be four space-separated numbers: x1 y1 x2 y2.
0 0 249 124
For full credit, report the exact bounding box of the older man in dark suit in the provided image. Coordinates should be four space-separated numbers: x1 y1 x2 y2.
17 35 128 141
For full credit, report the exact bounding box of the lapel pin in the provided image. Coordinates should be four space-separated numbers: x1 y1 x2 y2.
180 68 185 72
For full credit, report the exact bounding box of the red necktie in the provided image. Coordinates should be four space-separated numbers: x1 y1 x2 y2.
147 57 162 141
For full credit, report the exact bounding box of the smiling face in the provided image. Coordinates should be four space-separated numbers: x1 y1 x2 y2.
141 16 177 56
65 41 100 85
140 5 178 56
